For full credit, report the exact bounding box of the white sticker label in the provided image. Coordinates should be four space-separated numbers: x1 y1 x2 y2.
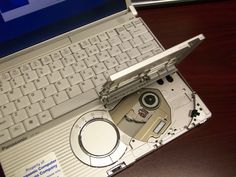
15 152 64 177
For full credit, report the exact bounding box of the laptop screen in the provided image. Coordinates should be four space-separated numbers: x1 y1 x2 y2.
0 0 127 58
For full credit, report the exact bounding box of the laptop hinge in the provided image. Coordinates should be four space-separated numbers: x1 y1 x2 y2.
129 5 138 16
100 65 177 107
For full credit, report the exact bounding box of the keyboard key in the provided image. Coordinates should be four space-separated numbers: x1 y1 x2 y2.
74 50 88 61
23 70 38 83
42 84 57 97
92 74 106 87
10 76 25 88
108 46 122 57
9 69 21 78
97 41 110 51
138 40 158 54
30 60 42 69
24 116 40 131
89 36 100 45
104 57 119 69
86 45 99 56
116 53 130 64
51 51 62 61
66 85 82 98
0 129 11 144
131 26 148 37
12 109 28 123
79 79 95 92
50 89 98 118
85 56 99 67
108 36 122 46
41 55 53 65
119 31 132 42
132 18 143 27
60 47 72 56
140 32 154 43
0 115 14 130
67 73 83 86
70 43 81 53
96 51 110 62
21 82 36 95
98 32 109 41
55 79 70 91
36 65 51 77
26 103 42 117
127 48 141 59
9 123 26 138
20 64 31 73
130 36 143 47
72 61 87 73
80 68 95 80
8 88 23 101
0 81 11 94
49 60 63 72
60 66 75 78
116 26 126 34
124 22 135 31
53 91 69 104
0 94 9 106
29 90 44 103
107 29 117 38
0 73 11 82
34 76 49 90
40 97 56 111
61 55 76 66
93 63 107 74
119 41 132 52
47 71 62 83
38 111 53 124
2 102 17 116
80 39 91 49
15 96 30 110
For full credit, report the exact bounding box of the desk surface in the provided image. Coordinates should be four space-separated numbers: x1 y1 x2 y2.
1 1 236 177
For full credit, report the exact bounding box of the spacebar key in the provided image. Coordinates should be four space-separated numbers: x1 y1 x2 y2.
50 89 98 118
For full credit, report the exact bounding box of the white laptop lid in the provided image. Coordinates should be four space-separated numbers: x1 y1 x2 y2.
0 0 131 58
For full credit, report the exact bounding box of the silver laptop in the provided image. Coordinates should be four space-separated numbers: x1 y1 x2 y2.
0 0 211 177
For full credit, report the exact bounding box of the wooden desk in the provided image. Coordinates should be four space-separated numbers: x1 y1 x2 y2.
1 1 235 177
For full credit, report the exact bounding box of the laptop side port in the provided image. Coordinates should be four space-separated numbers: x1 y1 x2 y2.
107 162 127 176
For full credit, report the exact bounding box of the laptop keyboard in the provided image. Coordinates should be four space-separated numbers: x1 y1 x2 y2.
0 18 163 145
